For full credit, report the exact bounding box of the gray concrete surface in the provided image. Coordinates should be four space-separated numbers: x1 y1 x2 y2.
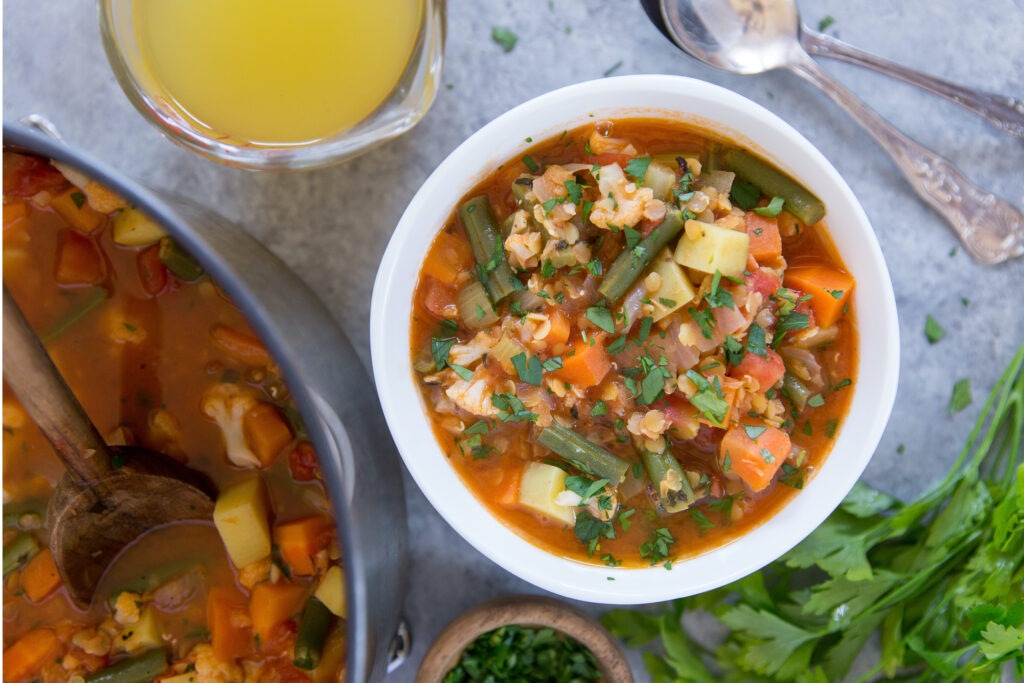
4 0 1023 680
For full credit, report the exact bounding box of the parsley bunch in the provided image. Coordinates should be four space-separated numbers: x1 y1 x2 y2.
443 625 602 683
603 345 1024 682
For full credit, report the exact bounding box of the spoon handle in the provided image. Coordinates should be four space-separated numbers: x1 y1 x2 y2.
2 286 112 484
801 28 1024 139
787 55 1024 264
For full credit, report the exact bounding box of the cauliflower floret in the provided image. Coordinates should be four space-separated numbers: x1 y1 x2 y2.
191 643 244 683
113 592 142 625
588 164 666 230
444 376 497 417
200 383 260 468
449 331 498 367
71 627 112 657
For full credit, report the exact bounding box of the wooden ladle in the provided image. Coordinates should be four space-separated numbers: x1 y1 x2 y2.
2 286 217 607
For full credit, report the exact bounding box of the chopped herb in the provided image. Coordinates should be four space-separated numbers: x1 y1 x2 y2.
564 179 584 204
802 421 813 436
586 259 603 277
603 60 623 77
824 418 838 438
724 335 746 367
925 315 946 344
704 271 736 309
897 443 905 454
591 400 608 417
445 624 601 681
449 364 474 381
638 367 668 405
746 323 767 357
688 307 715 340
778 462 804 488
722 452 731 472
511 352 543 386
464 421 491 436
492 393 539 423
753 196 785 217
491 26 518 52
623 225 642 251
637 317 653 343
807 394 825 408
833 378 852 390
684 370 729 426
431 337 457 371
743 425 768 441
541 259 556 278
689 508 715 531
581 199 595 225
522 154 539 172
818 15 835 31
606 335 628 354
542 356 563 372
639 527 675 565
574 510 616 555
70 191 86 209
624 157 653 184
585 306 616 333
949 378 972 414
730 182 761 210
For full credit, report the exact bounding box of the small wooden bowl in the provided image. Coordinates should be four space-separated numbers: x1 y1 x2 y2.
416 595 634 683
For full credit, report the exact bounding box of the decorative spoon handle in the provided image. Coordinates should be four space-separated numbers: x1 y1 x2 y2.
801 28 1024 139
2 286 112 484
787 54 1024 264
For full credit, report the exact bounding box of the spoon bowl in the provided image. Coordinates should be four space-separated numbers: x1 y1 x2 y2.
659 0 800 74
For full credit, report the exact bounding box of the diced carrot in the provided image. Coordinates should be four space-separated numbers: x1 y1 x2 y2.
497 466 522 507
422 277 458 319
3 155 66 198
249 581 307 648
783 265 855 328
55 230 104 286
3 628 61 682
274 516 333 577
719 424 791 492
3 200 28 228
243 403 293 467
50 187 104 234
137 245 168 297
730 349 786 391
422 230 473 285
21 548 62 603
745 212 782 262
210 324 271 366
542 311 571 351
552 339 610 389
207 586 252 661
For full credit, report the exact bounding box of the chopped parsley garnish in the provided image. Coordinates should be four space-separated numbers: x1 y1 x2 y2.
603 60 624 77
624 157 653 184
689 508 715 531
464 421 491 435
542 356 563 372
585 259 603 276
581 200 594 226
807 394 825 408
540 259 556 278
684 370 729 426
704 271 736 309
760 448 775 463
623 225 642 251
431 337 457 371
745 323 767 357
949 378 972 414
778 463 804 488
445 624 601 682
491 26 518 52
590 400 608 417
925 315 946 344
824 418 838 439
565 475 610 503
574 510 616 555
70 191 87 209
564 179 583 204
449 364 474 381
639 527 676 565
818 15 835 30
511 352 543 386
730 182 761 211
688 307 715 340
638 366 669 405
743 425 768 441
753 196 785 217
724 334 746 367
606 335 628 354
492 393 538 422
637 316 653 343
585 305 616 333
521 154 538 172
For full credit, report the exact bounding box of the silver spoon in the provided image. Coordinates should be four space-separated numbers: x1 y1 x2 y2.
646 0 1024 264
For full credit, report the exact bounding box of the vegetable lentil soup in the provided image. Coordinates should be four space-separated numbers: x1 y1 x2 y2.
2 154 347 682
410 119 858 568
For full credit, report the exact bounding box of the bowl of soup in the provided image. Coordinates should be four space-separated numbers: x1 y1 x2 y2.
2 124 407 681
370 75 899 603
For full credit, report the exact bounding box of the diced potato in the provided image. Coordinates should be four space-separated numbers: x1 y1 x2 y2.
643 162 677 202
314 565 346 618
518 462 575 526
111 207 167 246
118 606 163 653
674 220 749 277
213 477 272 568
646 248 697 322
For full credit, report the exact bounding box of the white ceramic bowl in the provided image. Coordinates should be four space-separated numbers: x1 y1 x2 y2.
371 75 899 604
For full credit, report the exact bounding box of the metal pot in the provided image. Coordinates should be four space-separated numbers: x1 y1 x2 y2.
2 121 409 682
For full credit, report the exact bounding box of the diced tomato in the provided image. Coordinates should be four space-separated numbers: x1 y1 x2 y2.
745 267 780 299
137 245 168 296
3 155 66 198
730 348 786 390
719 424 791 492
54 230 104 286
422 277 458 319
658 394 699 435
287 441 319 482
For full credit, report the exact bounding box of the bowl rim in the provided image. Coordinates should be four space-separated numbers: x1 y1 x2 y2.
371 74 899 603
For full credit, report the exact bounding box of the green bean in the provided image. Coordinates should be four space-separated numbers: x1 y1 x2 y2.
158 237 205 282
3 533 41 577
719 148 826 225
41 286 109 343
293 596 333 670
85 648 167 683
782 373 811 412
537 423 629 485
597 210 684 302
642 450 695 514
459 196 518 304
510 175 536 207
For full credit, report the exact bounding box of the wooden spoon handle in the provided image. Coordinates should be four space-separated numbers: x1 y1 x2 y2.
3 286 111 484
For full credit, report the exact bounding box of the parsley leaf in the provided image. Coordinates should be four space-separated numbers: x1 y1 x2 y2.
521 154 538 172
623 225 642 251
624 157 653 184
586 306 616 333
753 196 785 217
590 400 608 417
510 352 543 386
949 378 972 414
491 26 518 52
431 337 456 371
730 182 761 211
925 315 946 344
491 393 538 423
